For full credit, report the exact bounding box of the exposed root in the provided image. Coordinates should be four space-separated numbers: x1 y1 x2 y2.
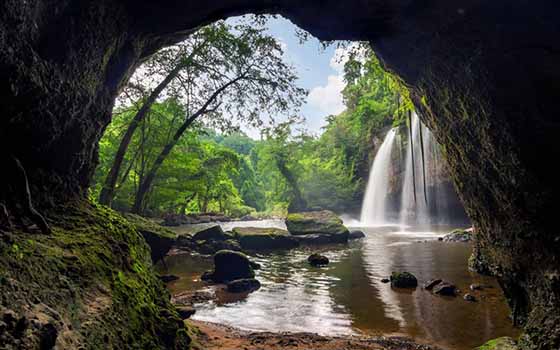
13 157 51 234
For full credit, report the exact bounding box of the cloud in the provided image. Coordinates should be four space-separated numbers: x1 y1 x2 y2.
307 74 346 116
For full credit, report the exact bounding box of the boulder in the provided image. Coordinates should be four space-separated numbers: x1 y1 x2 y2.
433 282 457 296
226 278 261 293
197 239 242 255
381 278 390 283
475 337 519 350
348 230 366 240
124 213 177 264
390 272 418 288
209 250 255 283
285 211 349 243
441 228 473 243
232 227 299 250
308 254 329 267
424 279 443 290
176 306 196 319
192 225 228 242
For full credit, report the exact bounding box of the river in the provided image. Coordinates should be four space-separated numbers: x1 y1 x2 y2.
160 220 519 350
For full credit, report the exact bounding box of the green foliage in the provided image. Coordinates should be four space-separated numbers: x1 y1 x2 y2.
94 33 407 217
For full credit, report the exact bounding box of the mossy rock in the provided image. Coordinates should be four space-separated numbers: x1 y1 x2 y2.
124 213 177 264
285 210 349 241
475 337 518 350
390 271 418 288
231 227 299 250
0 201 190 349
192 225 228 242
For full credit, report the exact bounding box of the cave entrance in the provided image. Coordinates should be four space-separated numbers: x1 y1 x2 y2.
91 15 516 350
1 2 558 349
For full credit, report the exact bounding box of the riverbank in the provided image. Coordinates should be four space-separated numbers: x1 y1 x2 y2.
189 320 439 350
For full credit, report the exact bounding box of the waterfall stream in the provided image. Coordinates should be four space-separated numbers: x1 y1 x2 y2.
360 112 462 227
359 129 397 225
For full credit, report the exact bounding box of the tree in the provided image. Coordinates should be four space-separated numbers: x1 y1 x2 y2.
129 22 305 213
98 31 212 206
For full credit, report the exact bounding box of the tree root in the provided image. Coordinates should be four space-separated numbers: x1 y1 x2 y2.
13 157 51 234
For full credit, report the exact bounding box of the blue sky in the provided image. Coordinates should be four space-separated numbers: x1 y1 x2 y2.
237 16 349 138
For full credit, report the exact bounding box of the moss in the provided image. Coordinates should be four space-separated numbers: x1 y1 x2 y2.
476 337 518 350
0 200 191 349
123 213 177 240
285 210 349 236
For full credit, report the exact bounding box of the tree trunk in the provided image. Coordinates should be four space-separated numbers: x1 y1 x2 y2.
132 76 244 213
99 60 190 206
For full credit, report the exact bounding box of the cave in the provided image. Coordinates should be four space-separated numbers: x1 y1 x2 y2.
1 1 559 349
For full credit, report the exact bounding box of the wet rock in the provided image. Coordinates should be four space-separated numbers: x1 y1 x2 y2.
470 284 483 291
390 272 418 288
381 278 390 283
210 250 255 283
308 254 329 267
201 271 214 281
285 211 349 243
296 233 349 245
226 278 261 293
475 337 519 350
250 261 261 270
192 225 228 242
464 293 477 302
441 228 473 243
232 227 299 250
194 239 243 255
348 230 366 240
433 282 457 296
159 274 179 283
176 306 196 320
424 279 443 290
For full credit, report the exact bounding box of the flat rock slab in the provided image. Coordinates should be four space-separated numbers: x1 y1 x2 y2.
232 227 299 250
285 210 349 242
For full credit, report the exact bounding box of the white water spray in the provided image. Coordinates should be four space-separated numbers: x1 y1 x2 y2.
360 129 397 225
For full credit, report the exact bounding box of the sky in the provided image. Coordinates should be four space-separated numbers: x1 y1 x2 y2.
238 16 351 139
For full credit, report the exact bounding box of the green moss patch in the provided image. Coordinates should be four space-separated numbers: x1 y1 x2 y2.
0 200 190 349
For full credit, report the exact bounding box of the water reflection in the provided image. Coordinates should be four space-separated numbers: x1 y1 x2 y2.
160 223 519 350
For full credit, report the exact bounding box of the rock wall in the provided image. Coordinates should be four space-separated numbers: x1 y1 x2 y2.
1 1 559 349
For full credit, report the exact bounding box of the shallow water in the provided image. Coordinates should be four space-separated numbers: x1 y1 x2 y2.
161 222 519 350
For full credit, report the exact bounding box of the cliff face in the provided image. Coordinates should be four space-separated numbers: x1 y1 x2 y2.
1 1 559 349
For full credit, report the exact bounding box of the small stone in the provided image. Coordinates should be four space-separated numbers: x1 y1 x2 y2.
348 230 366 240
470 283 483 291
200 271 214 281
159 274 179 283
424 279 443 290
226 278 261 293
464 293 476 302
381 278 390 283
438 237 443 241
433 282 457 296
308 254 329 267
176 306 196 319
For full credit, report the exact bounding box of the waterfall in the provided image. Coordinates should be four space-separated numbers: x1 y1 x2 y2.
359 112 467 228
360 129 397 226
399 113 432 226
